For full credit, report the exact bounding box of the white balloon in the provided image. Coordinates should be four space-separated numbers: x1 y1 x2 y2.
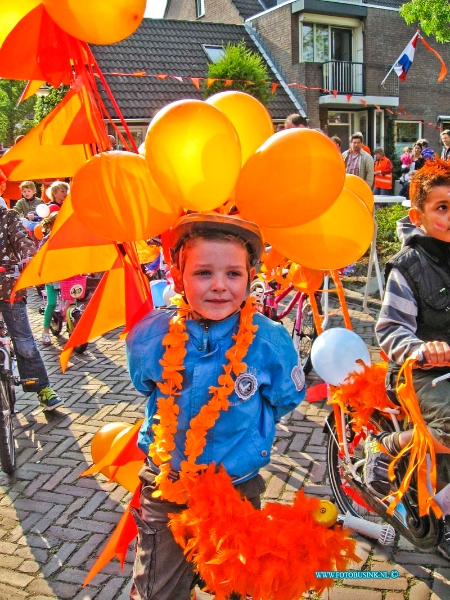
36 203 50 218
163 283 175 306
20 217 29 228
311 328 370 386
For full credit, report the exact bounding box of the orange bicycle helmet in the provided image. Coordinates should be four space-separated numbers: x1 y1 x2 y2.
169 212 264 268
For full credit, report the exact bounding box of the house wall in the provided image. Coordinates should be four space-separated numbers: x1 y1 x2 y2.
252 4 450 148
166 0 242 24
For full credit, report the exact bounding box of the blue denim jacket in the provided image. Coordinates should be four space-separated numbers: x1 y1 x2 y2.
126 309 305 483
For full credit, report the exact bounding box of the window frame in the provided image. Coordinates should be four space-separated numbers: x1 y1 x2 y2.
202 44 226 63
196 0 205 19
299 14 362 64
394 120 423 156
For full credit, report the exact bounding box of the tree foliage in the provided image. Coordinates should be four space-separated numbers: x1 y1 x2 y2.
204 41 272 105
400 0 450 43
0 79 36 146
34 85 70 123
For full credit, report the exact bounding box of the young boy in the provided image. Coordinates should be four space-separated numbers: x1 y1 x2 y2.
13 181 43 217
365 158 450 558
126 213 306 599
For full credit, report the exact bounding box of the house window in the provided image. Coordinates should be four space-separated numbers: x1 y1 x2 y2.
202 45 225 63
302 23 352 63
394 121 422 156
115 127 146 151
196 0 205 18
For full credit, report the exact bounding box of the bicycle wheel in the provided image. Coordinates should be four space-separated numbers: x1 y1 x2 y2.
0 379 15 475
71 308 88 354
326 411 393 520
50 312 63 337
250 279 266 313
292 296 321 375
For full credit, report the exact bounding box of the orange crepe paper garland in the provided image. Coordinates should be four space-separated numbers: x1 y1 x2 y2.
149 294 258 504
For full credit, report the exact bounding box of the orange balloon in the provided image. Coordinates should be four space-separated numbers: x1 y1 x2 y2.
344 174 374 211
145 100 242 212
108 427 144 492
0 0 40 48
288 263 324 292
33 224 44 240
262 189 374 270
71 151 179 242
235 129 345 228
42 0 146 45
91 422 129 479
206 91 274 166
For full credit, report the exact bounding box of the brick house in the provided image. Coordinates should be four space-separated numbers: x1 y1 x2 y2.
165 0 450 154
91 18 300 149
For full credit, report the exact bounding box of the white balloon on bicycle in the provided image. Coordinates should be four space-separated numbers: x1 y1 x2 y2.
311 328 370 385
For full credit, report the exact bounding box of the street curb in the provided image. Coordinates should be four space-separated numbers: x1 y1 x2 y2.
342 288 383 312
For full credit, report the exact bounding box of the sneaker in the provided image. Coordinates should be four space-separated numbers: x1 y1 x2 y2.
37 386 63 411
438 517 450 561
42 332 52 345
363 432 392 499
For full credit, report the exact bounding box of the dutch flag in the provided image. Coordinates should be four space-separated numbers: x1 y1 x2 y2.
393 32 419 81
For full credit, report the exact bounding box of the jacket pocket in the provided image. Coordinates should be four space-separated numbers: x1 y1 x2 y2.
423 287 450 312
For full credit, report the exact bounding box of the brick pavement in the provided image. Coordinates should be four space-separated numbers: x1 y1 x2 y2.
0 292 449 599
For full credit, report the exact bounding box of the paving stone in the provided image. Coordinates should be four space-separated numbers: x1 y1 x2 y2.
410 580 432 600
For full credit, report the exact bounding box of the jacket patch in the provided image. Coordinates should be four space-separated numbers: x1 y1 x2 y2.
235 370 258 400
291 366 305 391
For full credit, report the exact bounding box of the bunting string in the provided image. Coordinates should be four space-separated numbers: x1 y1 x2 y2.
96 71 444 131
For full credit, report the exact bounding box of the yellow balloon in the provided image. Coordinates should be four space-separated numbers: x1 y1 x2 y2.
344 174 374 211
145 100 242 212
71 151 179 242
235 129 346 228
206 91 274 165
262 189 374 270
42 0 146 45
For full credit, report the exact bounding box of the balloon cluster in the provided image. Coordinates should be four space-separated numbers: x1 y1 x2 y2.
70 91 374 269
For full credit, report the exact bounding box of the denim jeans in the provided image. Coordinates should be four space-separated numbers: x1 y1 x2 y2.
0 299 49 392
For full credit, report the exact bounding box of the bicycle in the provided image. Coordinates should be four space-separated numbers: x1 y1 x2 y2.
324 351 446 549
40 275 89 354
0 260 37 475
250 265 353 374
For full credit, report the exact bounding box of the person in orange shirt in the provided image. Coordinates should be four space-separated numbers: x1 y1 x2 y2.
373 148 393 196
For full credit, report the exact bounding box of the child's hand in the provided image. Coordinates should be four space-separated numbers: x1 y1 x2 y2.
415 341 450 366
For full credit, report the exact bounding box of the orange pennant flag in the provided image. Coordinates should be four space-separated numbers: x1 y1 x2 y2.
17 80 46 104
225 79 233 87
14 197 119 294
0 92 94 180
83 488 141 586
271 83 278 94
206 78 217 88
0 4 73 87
59 257 126 372
190 77 201 89
419 35 448 82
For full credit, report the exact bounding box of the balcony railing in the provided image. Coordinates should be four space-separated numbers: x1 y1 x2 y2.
322 61 365 95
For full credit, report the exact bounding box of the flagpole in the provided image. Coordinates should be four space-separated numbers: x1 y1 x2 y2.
381 30 420 87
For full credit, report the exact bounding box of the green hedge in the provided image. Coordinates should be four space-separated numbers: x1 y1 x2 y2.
375 204 408 258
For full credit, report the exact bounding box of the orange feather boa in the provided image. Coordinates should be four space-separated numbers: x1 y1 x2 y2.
169 464 359 599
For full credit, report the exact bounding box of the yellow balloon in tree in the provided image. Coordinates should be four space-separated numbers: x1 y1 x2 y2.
344 173 374 211
71 151 179 242
262 188 374 270
206 91 274 165
145 99 242 212
42 0 146 45
235 129 346 228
